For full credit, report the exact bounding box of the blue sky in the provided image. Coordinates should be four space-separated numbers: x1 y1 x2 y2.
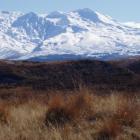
0 0 140 22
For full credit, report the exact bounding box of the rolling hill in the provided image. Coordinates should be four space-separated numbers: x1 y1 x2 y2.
0 59 140 91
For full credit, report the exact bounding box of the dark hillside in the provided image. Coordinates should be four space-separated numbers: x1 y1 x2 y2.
0 59 140 91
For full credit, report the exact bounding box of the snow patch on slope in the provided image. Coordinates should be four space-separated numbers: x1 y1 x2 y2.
124 22 140 29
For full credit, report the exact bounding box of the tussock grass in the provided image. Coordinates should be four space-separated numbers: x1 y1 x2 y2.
0 104 10 124
45 92 94 126
95 119 122 140
0 88 139 140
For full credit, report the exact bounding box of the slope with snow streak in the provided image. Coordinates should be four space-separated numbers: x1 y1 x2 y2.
0 8 140 61
124 22 140 29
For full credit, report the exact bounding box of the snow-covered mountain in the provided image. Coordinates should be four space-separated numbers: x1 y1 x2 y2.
0 8 140 61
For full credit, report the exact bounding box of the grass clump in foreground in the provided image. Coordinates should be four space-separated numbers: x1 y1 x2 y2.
0 88 139 140
45 93 93 126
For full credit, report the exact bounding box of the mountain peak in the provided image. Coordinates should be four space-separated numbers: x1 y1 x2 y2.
76 8 95 13
47 11 65 18
74 8 101 23
24 12 37 17
12 12 40 28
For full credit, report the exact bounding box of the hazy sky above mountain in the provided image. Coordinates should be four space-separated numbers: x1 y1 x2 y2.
0 0 139 22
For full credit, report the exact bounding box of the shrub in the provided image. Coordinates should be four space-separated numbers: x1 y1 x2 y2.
0 105 10 124
97 119 122 140
114 98 138 127
45 93 94 126
45 106 72 126
67 93 94 120
45 94 72 126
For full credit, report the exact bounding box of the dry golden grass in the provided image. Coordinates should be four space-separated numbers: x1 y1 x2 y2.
0 88 139 140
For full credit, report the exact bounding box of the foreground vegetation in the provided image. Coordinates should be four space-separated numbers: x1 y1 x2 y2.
0 88 139 140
